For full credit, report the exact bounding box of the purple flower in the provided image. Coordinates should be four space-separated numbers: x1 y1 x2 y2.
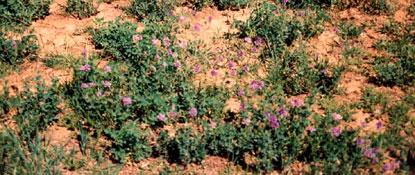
239 103 247 112
189 108 197 117
11 41 17 47
194 24 201 31
264 111 271 116
238 50 244 57
217 57 224 62
251 47 258 53
179 41 188 48
169 111 177 117
242 119 251 125
274 9 280 14
294 99 303 106
254 37 262 45
308 127 316 132
192 10 197 16
162 62 168 67
82 48 87 57
210 122 217 128
330 127 341 137
278 108 288 116
227 62 235 69
211 70 217 76
332 113 343 120
103 81 111 88
133 34 143 41
297 11 304 16
356 138 364 146
174 61 181 68
314 52 319 57
333 28 339 33
89 82 95 87
363 147 378 159
169 11 174 16
237 90 245 96
382 164 391 172
123 97 132 105
269 115 280 129
96 91 104 97
230 69 237 76
194 66 201 73
282 0 288 6
179 16 185 21
249 80 265 90
208 16 213 23
322 68 328 74
81 83 88 88
244 37 252 43
172 53 178 58
361 121 367 127
104 65 111 72
157 113 166 121
155 54 161 60
376 121 383 129
243 65 249 72
166 49 173 55
152 38 159 45
79 64 91 71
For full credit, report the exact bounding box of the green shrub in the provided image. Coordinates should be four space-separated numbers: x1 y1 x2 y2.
14 80 61 139
337 21 365 40
0 129 65 174
105 121 152 163
362 0 391 15
123 0 175 22
65 0 98 19
158 127 207 164
214 0 252 10
266 49 343 95
0 31 39 65
0 0 52 32
235 3 324 58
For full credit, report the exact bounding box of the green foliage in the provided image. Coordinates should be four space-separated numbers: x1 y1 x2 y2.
235 3 324 58
358 87 389 112
0 129 65 174
0 0 52 33
158 127 207 164
0 31 39 65
362 0 391 15
105 121 152 163
266 49 343 95
188 0 213 10
214 0 252 10
123 0 176 22
302 115 363 174
14 80 61 139
65 0 98 19
337 21 365 39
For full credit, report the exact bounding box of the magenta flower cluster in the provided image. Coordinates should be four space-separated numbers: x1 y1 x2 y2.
269 115 280 129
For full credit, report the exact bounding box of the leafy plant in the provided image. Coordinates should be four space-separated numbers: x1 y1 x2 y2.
0 0 52 33
158 127 207 164
0 30 39 65
105 121 152 163
65 0 98 19
123 0 176 22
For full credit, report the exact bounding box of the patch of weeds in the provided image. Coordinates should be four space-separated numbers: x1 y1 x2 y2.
42 54 79 69
0 129 65 174
214 0 252 10
158 127 207 165
123 0 176 22
0 30 39 65
337 21 365 40
65 0 98 19
234 2 325 58
361 0 392 15
14 79 61 139
0 0 52 33
266 49 343 96
105 121 152 163
357 87 389 113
